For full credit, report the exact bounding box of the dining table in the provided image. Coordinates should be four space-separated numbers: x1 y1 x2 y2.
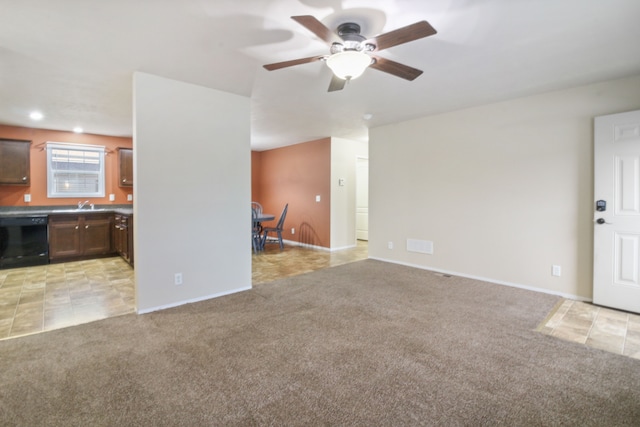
254 213 275 224
253 212 275 251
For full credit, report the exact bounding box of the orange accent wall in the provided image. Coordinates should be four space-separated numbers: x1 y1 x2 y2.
251 150 262 202
0 125 133 207
253 138 331 248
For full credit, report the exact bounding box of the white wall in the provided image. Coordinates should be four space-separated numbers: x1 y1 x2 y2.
330 137 368 249
133 72 251 313
369 75 640 300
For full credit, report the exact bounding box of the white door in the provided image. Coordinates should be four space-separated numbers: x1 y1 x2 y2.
356 157 369 241
593 109 640 313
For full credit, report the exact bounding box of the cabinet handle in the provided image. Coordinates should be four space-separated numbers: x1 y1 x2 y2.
22 176 27 181
75 226 79 230
122 179 126 183
85 225 89 229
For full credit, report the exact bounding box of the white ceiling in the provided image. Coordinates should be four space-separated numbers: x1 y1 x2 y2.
1 0 639 151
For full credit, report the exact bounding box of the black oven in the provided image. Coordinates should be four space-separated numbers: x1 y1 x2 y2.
0 215 49 269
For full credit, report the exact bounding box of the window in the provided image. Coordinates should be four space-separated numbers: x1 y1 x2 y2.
46 142 105 198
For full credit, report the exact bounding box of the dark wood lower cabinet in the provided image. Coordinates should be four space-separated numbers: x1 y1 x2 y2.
49 213 114 262
83 215 113 256
113 213 133 266
48 216 82 259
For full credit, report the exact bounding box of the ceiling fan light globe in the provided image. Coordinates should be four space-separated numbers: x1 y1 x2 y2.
326 51 371 80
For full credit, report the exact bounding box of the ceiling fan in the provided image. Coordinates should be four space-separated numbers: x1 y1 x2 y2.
263 15 437 92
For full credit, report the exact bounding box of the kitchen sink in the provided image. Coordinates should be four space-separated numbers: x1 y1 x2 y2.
51 208 108 213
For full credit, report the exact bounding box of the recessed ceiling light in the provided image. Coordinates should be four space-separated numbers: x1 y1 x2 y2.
29 111 44 120
73 127 84 133
363 113 373 120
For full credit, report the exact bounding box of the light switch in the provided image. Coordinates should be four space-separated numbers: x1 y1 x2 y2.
338 178 345 186
315 195 321 202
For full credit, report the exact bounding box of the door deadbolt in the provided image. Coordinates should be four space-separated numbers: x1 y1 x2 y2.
596 218 606 224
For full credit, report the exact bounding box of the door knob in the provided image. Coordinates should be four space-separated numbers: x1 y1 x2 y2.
596 218 606 224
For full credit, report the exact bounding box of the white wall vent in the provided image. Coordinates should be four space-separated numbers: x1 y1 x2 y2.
406 239 433 254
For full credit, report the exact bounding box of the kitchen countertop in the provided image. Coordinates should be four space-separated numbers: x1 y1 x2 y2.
0 205 133 217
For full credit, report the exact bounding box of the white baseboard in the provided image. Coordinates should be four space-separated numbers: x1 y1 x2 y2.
282 239 356 252
137 285 252 314
138 256 589 315
368 256 591 302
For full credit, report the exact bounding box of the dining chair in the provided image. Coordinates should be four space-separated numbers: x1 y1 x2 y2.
262 203 288 250
251 208 262 253
251 202 263 215
252 201 264 233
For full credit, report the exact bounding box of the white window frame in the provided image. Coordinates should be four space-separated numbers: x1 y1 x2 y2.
46 142 106 198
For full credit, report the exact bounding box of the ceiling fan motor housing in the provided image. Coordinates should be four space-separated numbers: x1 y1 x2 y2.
336 22 367 51
337 22 362 37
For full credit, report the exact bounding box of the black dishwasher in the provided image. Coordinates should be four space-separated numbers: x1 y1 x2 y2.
0 215 49 269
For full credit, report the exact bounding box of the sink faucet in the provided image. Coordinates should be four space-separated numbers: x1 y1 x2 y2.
78 200 90 209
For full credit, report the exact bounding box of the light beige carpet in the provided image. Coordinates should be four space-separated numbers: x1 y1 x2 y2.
1 260 639 426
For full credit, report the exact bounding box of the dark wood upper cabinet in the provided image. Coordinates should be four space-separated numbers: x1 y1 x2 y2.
118 148 133 187
0 139 30 185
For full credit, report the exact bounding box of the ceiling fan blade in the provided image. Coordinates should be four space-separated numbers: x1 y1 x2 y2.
369 55 423 81
291 15 341 44
263 55 325 71
364 21 436 52
328 74 346 92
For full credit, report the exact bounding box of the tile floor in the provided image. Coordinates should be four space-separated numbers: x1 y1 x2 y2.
0 257 135 340
252 239 369 285
538 299 640 360
0 241 369 340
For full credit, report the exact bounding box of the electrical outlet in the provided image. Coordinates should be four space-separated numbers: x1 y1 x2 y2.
174 273 183 285
109 194 115 201
388 241 394 249
291 228 295 234
127 194 133 201
316 195 321 202
552 265 561 277
24 194 31 203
